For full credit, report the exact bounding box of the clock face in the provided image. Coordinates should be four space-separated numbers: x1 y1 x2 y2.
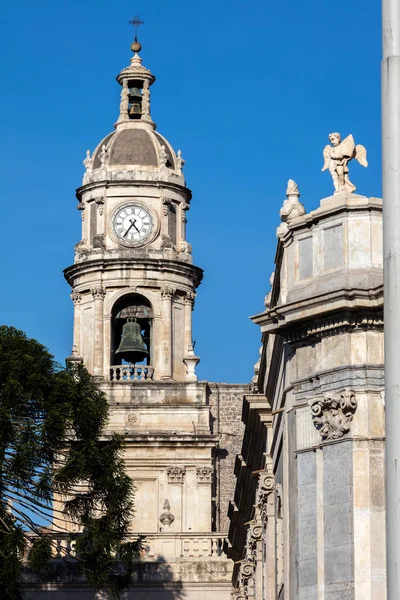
112 204 154 245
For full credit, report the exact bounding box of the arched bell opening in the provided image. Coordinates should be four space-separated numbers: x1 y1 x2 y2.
111 294 153 366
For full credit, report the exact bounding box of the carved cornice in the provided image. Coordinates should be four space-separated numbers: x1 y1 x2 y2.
196 466 213 484
286 311 383 345
76 179 192 203
311 388 357 440
91 286 106 300
252 288 383 333
166 466 185 484
64 258 203 289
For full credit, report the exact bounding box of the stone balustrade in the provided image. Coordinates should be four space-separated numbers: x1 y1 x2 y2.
110 365 154 382
140 533 226 558
24 532 227 561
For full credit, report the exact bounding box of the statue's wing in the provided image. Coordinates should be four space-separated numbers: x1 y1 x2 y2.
340 134 355 158
355 144 368 167
322 145 330 171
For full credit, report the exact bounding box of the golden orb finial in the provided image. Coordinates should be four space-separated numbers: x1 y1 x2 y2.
129 15 144 53
131 40 142 53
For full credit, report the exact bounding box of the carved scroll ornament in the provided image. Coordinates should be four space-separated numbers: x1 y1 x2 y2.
311 389 357 440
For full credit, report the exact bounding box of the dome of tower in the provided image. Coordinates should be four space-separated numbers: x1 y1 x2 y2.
92 126 176 170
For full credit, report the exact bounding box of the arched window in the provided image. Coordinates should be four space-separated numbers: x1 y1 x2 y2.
111 294 153 366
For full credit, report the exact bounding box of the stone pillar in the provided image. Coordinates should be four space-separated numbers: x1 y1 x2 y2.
91 286 106 378
160 286 174 379
71 291 82 355
382 2 400 597
183 291 195 352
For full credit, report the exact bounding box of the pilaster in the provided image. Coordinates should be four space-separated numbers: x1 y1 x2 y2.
91 286 106 377
160 286 175 379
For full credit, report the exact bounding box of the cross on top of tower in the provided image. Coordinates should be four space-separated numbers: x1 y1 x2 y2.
129 15 144 43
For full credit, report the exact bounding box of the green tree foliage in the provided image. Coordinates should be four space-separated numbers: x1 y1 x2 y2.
0 326 140 599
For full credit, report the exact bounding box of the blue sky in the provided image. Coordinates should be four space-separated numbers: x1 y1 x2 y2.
0 0 381 383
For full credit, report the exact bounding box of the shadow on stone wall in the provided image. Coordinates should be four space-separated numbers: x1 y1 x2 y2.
22 555 187 599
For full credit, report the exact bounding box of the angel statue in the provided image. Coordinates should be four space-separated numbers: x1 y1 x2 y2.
322 133 368 193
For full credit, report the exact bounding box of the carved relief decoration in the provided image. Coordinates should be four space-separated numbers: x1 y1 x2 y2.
77 202 85 220
162 197 171 216
161 286 175 300
125 412 140 426
95 197 105 216
71 291 82 305
159 499 175 530
257 471 275 524
166 466 185 484
196 466 213 484
91 286 106 300
311 388 357 440
184 291 196 308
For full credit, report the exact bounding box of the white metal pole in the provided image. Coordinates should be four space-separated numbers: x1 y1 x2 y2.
383 1 400 597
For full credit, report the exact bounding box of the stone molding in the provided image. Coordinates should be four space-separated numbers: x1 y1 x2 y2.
166 466 186 484
286 311 384 345
91 286 106 300
196 466 213 484
311 388 357 440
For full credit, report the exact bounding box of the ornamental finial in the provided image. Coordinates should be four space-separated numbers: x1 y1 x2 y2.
129 15 144 53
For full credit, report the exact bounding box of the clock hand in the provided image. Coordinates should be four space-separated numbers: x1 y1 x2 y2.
123 219 136 238
132 220 140 233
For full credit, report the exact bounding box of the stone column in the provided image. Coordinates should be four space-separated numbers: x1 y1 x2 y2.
91 286 106 378
183 291 195 353
382 2 400 597
71 291 82 356
160 286 174 379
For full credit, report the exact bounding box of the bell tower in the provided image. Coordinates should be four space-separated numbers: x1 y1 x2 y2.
62 24 240 597
65 33 201 385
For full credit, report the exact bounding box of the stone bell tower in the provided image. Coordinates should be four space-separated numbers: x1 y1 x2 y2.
61 28 242 599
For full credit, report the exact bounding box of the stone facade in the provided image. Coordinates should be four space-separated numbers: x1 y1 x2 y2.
228 188 385 600
22 38 247 600
208 384 247 532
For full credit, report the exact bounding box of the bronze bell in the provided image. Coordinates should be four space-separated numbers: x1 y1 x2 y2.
129 102 142 116
115 318 149 363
